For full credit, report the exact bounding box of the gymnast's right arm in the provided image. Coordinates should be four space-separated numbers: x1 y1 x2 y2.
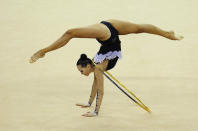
76 75 97 108
88 75 97 106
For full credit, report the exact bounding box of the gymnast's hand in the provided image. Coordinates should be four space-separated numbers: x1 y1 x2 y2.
76 103 90 108
29 49 45 63
82 112 97 117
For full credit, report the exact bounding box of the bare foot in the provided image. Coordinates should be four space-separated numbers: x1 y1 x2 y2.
169 31 184 40
29 50 45 63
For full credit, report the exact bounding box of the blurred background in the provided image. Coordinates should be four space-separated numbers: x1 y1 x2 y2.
0 0 198 131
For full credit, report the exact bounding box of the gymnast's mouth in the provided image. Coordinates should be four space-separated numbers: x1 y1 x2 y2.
84 73 89 76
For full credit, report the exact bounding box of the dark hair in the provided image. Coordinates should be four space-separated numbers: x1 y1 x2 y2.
76 54 94 67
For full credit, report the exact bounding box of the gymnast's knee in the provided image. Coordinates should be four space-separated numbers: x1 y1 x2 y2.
135 24 145 33
63 29 76 38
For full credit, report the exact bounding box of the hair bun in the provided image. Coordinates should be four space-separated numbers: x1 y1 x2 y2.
80 54 87 60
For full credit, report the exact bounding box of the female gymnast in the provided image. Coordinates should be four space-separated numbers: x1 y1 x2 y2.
29 19 183 117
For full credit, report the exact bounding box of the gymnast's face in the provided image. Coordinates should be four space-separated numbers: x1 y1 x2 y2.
77 64 93 76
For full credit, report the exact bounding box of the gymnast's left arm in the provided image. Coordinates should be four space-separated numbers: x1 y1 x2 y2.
82 69 104 117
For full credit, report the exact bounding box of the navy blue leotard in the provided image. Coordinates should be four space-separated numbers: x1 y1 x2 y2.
93 21 122 71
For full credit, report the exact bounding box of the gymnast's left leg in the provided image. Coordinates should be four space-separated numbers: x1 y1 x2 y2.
106 19 183 40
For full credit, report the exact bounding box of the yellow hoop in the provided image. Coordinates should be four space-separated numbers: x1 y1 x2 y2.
92 60 151 113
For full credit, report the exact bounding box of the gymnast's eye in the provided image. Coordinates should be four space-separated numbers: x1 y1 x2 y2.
80 70 83 73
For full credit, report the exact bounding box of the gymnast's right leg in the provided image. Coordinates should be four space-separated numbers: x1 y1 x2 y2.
29 25 107 63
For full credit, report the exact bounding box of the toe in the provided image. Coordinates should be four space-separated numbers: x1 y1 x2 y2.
29 58 35 63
